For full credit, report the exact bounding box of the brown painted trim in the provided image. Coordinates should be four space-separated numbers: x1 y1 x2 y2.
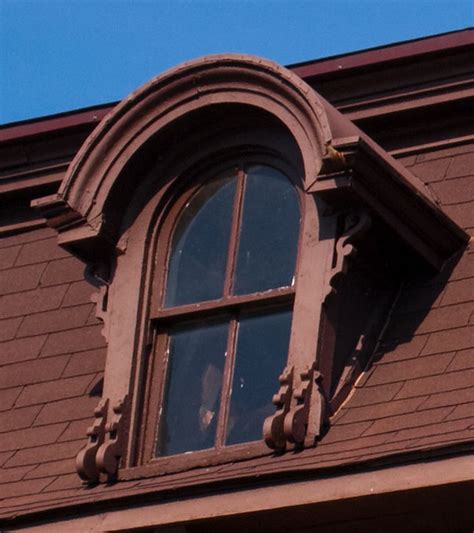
0 162 68 182
0 107 112 143
0 218 47 237
34 55 338 265
0 167 66 198
311 135 468 269
390 133 474 157
345 85 474 122
34 53 468 272
291 28 474 79
12 453 474 532
106 454 474 531
1 132 472 200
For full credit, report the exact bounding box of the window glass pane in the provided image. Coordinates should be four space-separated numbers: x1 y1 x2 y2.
165 174 236 307
157 321 228 456
233 165 300 295
226 308 292 445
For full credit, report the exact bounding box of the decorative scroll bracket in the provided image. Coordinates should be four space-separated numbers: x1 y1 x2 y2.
284 364 325 447
75 399 109 484
75 396 128 484
90 283 110 343
323 210 371 303
96 395 128 480
301 369 327 447
264 364 327 451
263 366 294 451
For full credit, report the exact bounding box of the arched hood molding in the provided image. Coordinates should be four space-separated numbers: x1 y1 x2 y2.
61 55 337 210
34 55 347 257
33 54 467 268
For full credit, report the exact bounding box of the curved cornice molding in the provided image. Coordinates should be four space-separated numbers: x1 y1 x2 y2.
33 53 468 269
64 55 334 224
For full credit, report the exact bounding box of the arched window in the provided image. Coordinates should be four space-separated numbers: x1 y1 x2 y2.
47 55 464 485
146 163 301 456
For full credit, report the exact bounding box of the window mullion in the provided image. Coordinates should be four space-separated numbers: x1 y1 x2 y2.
143 330 171 461
215 317 238 448
223 166 246 298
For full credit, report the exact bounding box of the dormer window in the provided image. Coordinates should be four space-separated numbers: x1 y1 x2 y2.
34 55 466 484
144 162 301 457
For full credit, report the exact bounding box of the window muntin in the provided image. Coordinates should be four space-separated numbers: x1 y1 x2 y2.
150 162 301 457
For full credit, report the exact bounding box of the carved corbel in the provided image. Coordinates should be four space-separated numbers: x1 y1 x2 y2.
90 284 110 343
323 210 371 303
301 370 326 447
96 395 128 479
31 194 83 232
283 364 325 446
75 399 108 483
263 366 294 451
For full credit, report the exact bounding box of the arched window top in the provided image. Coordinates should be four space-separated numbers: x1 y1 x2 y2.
164 164 301 308
165 173 236 307
149 162 302 457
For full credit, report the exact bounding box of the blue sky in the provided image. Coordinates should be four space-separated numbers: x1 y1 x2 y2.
0 0 472 124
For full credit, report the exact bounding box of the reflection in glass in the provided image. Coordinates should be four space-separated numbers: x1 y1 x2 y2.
233 166 300 295
165 175 236 307
226 308 293 445
157 321 228 456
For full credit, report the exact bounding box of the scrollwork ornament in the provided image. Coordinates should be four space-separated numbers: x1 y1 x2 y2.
96 395 128 479
75 398 109 483
263 366 294 451
323 210 371 303
284 364 320 445
90 283 110 342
